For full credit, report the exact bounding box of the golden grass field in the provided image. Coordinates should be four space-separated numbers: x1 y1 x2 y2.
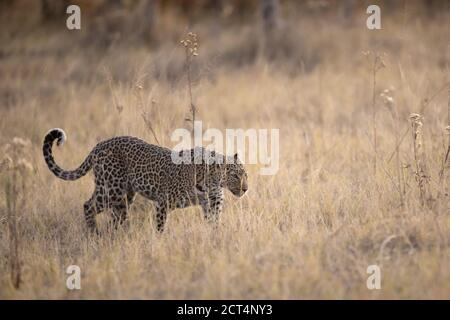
1 1 450 299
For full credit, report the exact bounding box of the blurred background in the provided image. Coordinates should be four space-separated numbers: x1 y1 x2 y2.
2 0 449 80
1 0 449 141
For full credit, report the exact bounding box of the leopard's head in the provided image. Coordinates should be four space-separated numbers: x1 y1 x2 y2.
225 153 248 197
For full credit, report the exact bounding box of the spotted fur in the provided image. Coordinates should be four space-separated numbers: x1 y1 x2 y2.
43 128 248 233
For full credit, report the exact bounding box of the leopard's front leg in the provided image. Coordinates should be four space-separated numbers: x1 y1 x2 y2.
154 202 168 233
200 187 224 224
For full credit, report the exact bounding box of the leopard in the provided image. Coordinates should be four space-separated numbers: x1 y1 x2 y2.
42 128 248 234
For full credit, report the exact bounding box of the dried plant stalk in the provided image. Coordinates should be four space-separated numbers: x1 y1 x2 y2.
409 113 431 207
180 32 199 139
363 51 386 175
5 172 21 289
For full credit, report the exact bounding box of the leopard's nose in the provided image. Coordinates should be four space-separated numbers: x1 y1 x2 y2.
242 185 248 192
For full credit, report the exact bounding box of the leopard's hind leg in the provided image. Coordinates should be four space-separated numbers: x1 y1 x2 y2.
111 192 135 229
154 201 169 233
85 155 129 234
83 192 105 234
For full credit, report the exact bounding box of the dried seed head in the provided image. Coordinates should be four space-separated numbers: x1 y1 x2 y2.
380 89 395 107
180 32 199 57
17 158 33 172
445 126 450 135
12 137 31 148
385 96 394 104
409 113 422 122
374 53 387 71
0 155 13 171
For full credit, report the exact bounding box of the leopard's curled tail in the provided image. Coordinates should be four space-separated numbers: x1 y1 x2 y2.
43 128 93 181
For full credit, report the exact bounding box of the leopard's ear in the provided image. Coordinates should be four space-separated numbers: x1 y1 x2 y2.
177 149 194 164
210 150 225 168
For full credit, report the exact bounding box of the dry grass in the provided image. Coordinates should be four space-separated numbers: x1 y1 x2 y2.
1 2 450 299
